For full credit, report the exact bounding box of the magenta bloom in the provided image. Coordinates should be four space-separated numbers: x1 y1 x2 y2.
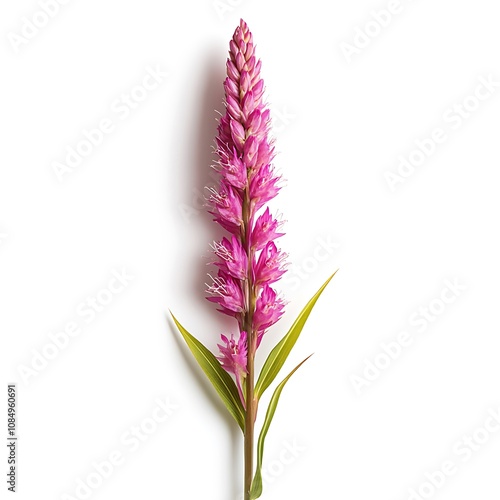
206 19 286 405
254 284 285 334
211 235 248 280
217 331 248 406
206 272 245 317
249 162 281 211
253 241 287 286
207 182 243 235
251 207 284 251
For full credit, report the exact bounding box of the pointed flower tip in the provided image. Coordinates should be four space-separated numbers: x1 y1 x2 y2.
235 18 252 45
239 18 248 33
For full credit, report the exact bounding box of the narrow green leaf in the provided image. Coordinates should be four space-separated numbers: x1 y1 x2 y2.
250 356 312 499
255 271 337 398
170 312 245 431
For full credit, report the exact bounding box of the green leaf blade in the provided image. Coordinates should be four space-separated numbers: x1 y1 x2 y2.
170 312 245 431
250 356 312 499
255 271 337 398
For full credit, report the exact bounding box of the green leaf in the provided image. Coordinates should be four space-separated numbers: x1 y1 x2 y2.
170 312 245 431
250 356 312 499
255 271 337 398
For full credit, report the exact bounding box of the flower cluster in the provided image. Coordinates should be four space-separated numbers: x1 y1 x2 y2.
206 20 286 402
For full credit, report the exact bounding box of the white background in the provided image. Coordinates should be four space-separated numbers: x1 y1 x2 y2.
2 1 500 499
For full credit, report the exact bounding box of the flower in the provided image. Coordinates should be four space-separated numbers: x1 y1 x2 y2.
206 272 245 317
249 162 281 212
253 241 287 286
207 181 243 235
211 235 248 281
251 207 284 251
254 284 285 333
217 331 248 406
215 147 246 190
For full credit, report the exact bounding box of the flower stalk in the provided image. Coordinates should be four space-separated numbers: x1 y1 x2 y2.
172 19 336 500
208 19 288 499
242 184 255 499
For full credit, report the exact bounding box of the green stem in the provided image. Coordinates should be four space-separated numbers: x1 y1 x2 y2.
242 187 256 500
243 338 255 500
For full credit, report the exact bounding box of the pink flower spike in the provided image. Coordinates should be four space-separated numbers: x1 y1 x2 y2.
253 241 288 285
251 207 285 251
208 18 288 367
254 284 285 332
217 331 248 407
